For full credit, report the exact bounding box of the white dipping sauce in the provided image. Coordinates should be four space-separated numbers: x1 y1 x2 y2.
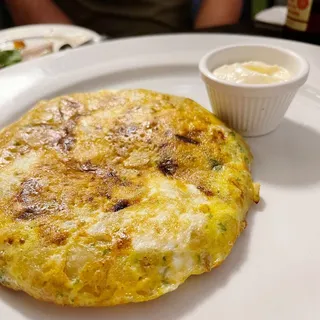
213 61 291 84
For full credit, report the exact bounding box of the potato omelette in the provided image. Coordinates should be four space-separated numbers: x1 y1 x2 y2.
0 89 259 306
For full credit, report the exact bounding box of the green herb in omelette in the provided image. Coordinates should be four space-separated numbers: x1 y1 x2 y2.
210 159 223 171
102 249 110 255
218 222 227 232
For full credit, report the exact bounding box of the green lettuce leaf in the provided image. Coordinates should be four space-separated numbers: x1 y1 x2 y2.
0 50 22 68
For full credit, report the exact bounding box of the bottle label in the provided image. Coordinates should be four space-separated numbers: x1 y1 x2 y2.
286 0 314 31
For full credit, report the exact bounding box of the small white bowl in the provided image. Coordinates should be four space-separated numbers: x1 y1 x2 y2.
199 44 309 137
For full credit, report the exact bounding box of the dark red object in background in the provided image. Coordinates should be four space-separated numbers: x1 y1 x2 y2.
286 0 320 33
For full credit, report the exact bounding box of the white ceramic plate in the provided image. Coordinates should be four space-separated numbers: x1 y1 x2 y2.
0 24 102 52
0 34 319 320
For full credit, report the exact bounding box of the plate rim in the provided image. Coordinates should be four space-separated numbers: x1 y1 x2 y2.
0 23 102 43
0 32 320 73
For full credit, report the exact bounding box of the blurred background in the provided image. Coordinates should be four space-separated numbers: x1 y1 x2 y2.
0 0 289 37
1 0 319 66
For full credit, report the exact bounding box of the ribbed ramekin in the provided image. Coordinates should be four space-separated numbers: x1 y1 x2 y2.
199 45 309 137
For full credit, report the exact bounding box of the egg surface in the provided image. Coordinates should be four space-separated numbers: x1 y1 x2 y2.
0 89 258 306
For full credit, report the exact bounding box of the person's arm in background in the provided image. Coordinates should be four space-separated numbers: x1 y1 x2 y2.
194 0 243 29
5 0 72 25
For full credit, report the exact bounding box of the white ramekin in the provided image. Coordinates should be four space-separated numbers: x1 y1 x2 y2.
199 44 309 137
